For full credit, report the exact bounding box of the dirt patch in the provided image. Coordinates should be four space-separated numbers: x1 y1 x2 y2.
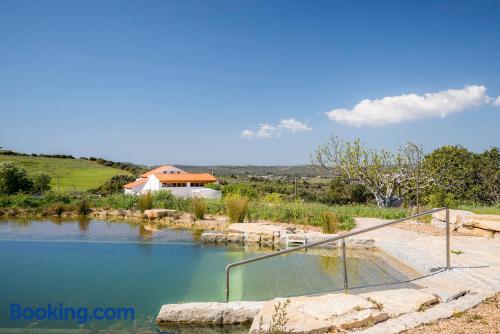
402 293 500 334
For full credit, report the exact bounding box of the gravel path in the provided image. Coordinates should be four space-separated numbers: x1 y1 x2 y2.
402 293 500 334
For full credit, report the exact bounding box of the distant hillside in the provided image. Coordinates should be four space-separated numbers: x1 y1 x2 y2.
176 165 331 178
0 155 130 192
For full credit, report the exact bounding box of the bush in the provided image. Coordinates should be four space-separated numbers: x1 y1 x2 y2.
225 195 250 223
9 193 40 208
138 192 153 212
204 183 222 191
262 193 283 205
152 190 189 211
0 162 33 194
318 211 340 233
49 203 66 217
191 197 207 220
223 183 259 198
42 191 72 205
425 190 457 208
91 193 138 210
32 172 52 194
77 198 91 216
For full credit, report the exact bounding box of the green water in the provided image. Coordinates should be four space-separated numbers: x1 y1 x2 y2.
0 219 418 332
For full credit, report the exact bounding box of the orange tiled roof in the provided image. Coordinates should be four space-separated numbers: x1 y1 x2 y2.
140 165 186 178
123 178 147 189
154 173 216 183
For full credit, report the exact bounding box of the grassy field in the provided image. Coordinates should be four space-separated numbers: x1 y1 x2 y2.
0 155 130 192
457 205 500 215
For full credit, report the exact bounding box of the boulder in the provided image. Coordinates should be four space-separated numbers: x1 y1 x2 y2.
226 232 245 243
431 209 474 229
360 288 438 317
246 233 261 244
462 214 500 232
249 293 388 333
157 301 263 325
143 209 177 220
456 226 494 238
200 232 227 243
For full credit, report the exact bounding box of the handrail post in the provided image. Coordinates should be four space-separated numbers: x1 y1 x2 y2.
446 207 450 270
341 238 348 293
226 266 230 302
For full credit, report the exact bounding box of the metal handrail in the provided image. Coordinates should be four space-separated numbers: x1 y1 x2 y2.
225 207 450 302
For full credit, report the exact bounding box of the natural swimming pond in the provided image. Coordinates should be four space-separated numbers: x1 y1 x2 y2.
0 219 419 332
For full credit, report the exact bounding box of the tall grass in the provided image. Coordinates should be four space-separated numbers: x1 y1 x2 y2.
318 211 340 233
191 197 207 220
225 195 250 223
77 198 91 216
138 192 153 212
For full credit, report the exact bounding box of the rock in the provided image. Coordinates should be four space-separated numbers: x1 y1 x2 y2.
250 293 388 333
157 301 263 325
226 232 245 243
228 223 291 236
457 226 494 238
462 214 500 232
346 238 376 248
143 209 177 220
200 232 227 243
360 288 439 317
260 233 274 246
332 309 389 330
431 209 474 229
246 233 261 244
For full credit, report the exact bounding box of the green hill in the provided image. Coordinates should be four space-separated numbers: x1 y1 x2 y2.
0 155 130 192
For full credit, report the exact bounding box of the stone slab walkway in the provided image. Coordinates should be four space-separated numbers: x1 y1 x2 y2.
157 217 500 333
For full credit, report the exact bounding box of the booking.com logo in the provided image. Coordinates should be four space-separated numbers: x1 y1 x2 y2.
10 303 135 324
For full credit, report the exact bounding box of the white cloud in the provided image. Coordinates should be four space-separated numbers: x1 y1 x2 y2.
326 85 492 127
278 118 313 133
241 118 312 139
492 96 500 106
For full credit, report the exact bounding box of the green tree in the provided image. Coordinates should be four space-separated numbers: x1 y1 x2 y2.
0 162 33 195
477 147 500 204
422 145 480 202
32 172 52 194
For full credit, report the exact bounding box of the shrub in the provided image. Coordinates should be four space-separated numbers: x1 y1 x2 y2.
204 183 222 191
91 193 138 210
339 215 356 230
262 193 283 205
152 190 189 211
223 183 259 198
9 193 40 208
225 195 250 223
205 198 225 215
0 162 33 194
31 172 52 194
191 197 207 220
425 190 457 208
318 211 340 233
42 191 72 205
138 192 153 212
49 203 65 217
77 198 91 216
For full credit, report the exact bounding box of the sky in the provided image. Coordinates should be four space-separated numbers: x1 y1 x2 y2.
1 0 499 165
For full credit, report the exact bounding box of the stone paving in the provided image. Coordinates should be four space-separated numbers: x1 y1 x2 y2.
157 216 500 333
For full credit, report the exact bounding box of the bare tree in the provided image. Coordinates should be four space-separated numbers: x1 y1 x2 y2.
312 136 428 208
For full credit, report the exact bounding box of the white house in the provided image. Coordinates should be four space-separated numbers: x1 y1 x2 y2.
123 165 221 199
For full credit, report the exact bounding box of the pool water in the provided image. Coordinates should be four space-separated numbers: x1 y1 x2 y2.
0 219 418 332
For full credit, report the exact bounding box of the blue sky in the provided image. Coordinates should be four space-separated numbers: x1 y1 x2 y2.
1 0 499 165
